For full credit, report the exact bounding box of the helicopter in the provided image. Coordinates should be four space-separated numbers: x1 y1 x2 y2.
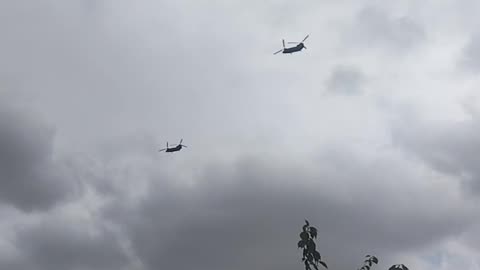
158 139 187 153
273 35 309 55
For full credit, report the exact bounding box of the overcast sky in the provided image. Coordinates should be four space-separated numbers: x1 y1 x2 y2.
2 0 480 270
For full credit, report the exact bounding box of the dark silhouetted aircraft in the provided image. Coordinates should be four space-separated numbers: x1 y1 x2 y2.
274 35 309 55
158 139 187 153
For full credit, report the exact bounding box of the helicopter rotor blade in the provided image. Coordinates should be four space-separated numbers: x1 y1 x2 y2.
302 35 310 42
288 42 300 44
282 39 285 48
181 145 188 148
273 49 283 55
179 139 183 144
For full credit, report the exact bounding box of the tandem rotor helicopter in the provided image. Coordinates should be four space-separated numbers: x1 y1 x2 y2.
158 139 187 153
274 35 310 55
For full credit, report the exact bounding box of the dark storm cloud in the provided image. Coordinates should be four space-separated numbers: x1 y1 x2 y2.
325 65 365 95
102 150 474 270
0 103 75 211
391 111 480 195
348 6 425 51
13 216 130 270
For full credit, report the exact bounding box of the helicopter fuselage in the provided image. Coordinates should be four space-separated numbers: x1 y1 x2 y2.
274 35 309 55
159 139 186 153
283 43 305 54
165 145 182 152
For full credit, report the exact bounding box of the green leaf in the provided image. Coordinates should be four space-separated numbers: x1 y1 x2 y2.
307 253 314 263
305 260 311 270
319 261 328 269
305 219 310 226
372 257 378 264
313 251 321 261
309 227 318 239
389 264 408 270
313 263 319 270
300 232 309 240
306 239 316 252
298 240 306 248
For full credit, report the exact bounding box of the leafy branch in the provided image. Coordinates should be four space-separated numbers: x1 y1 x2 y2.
359 255 379 270
389 264 409 270
298 220 327 270
297 221 410 270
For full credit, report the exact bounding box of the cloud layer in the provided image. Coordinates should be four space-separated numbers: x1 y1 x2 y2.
0 103 75 211
2 1 480 270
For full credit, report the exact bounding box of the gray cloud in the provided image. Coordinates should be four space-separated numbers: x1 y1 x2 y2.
0 103 76 211
1 1 480 270
12 215 130 270
325 65 365 95
347 6 425 51
391 110 480 195
460 34 480 71
102 149 475 270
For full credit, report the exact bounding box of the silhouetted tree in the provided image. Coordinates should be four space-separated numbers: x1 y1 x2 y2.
389 264 409 270
359 255 379 270
298 219 328 270
298 221 409 270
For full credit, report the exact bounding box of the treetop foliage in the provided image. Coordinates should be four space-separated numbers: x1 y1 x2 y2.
298 219 327 270
298 220 409 270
